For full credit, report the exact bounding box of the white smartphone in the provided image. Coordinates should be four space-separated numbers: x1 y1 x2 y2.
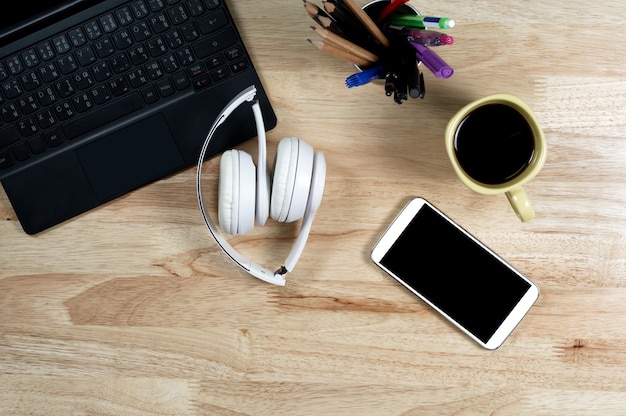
371 197 539 349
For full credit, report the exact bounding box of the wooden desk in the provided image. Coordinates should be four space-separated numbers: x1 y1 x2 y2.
2 1 625 414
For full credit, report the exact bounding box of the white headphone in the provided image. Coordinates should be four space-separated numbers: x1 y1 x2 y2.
196 85 326 286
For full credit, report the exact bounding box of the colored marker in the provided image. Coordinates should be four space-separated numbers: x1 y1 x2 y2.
387 25 454 46
389 14 455 30
409 41 454 79
408 30 453 46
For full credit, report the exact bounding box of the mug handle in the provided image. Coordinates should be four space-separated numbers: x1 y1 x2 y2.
506 187 535 222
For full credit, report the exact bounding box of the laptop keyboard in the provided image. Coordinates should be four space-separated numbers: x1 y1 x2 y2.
0 0 251 173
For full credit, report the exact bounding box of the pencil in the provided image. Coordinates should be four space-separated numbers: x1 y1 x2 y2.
310 26 379 63
339 0 390 47
307 38 371 67
323 1 371 39
316 15 344 36
304 0 334 26
316 15 369 50
321 3 383 54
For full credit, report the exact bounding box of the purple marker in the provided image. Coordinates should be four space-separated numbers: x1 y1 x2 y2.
409 41 454 79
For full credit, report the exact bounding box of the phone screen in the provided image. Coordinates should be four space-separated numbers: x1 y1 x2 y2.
376 199 536 346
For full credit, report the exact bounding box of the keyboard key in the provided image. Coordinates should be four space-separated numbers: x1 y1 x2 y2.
165 30 184 49
131 21 152 42
21 49 40 68
73 70 95 90
109 76 131 96
75 45 97 66
187 62 206 77
36 41 56 61
172 71 190 90
176 47 194 65
148 0 166 12
112 30 135 50
127 68 149 88
94 37 115 58
192 27 237 58
160 54 179 72
17 95 39 114
20 71 42 91
168 5 189 25
141 85 159 104
61 93 143 140
68 27 87 47
206 52 225 68
110 53 131 73
187 0 204 16
0 63 8 81
225 45 243 61
55 78 76 98
17 117 39 137
197 9 228 34
192 74 211 90
145 60 164 80
6 55 24 75
83 20 103 40
39 62 61 83
12 141 31 161
0 125 20 147
35 109 56 129
91 61 113 82
180 22 200 41
130 0 150 18
2 79 22 99
99 13 119 33
71 93 94 112
57 54 78 75
210 65 229 82
90 84 112 105
42 127 65 147
53 101 76 121
1 103 20 123
147 37 168 57
116 6 135 26
156 78 175 97
35 87 58 106
128 45 150 65
27 135 47 154
149 13 171 33
230 57 249 73
0 149 15 170
52 34 71 54
204 0 220 10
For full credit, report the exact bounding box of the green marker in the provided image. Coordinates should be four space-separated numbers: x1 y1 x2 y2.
388 14 455 30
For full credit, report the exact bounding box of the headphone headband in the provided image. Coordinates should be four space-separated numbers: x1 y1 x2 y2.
196 85 287 285
197 85 325 286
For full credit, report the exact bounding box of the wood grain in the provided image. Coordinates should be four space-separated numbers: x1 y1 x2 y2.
2 0 626 414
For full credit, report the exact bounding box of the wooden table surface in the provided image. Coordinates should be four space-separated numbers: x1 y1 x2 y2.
2 1 626 414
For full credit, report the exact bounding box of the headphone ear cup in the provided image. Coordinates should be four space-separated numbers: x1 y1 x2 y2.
271 137 314 223
219 149 256 235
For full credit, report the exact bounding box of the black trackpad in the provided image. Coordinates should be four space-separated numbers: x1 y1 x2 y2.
77 113 184 201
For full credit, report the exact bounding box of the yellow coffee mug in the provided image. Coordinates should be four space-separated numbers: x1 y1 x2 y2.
444 93 547 222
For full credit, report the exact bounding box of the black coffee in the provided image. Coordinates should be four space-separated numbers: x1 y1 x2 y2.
454 104 535 185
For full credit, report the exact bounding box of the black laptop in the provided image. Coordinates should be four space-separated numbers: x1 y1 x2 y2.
0 0 277 234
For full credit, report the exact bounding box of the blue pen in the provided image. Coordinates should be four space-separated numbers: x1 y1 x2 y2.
345 65 386 88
